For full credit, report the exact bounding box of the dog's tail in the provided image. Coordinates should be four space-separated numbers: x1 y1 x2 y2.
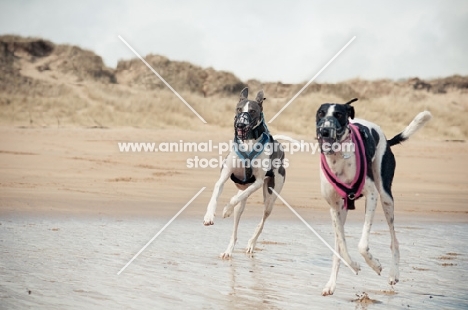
273 134 300 146
388 111 432 147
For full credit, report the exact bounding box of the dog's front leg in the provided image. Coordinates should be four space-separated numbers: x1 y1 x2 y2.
322 230 341 296
220 195 247 259
323 197 361 296
204 160 232 226
223 178 264 218
329 204 360 273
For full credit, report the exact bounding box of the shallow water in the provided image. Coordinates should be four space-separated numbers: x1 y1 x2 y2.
1 213 467 309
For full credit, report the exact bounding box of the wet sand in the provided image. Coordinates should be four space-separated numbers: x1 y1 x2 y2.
1 215 467 309
1 127 467 309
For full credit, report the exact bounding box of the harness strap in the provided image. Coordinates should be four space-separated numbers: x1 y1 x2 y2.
231 163 275 185
320 124 367 210
231 173 256 185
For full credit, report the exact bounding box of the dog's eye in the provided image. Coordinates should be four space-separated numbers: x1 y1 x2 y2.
318 111 325 118
249 109 256 115
236 108 242 113
334 112 342 119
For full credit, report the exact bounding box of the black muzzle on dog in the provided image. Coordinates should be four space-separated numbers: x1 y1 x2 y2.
234 112 258 141
317 116 347 154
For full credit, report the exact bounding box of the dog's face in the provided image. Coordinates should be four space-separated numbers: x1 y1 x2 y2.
234 87 265 140
316 98 357 150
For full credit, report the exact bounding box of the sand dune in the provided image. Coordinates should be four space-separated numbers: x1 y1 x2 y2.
1 35 467 140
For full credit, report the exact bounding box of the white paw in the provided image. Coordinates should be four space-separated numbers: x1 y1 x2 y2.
389 278 399 285
321 283 336 296
370 258 382 275
203 213 215 226
246 240 256 254
220 252 232 259
389 268 399 285
350 261 361 274
222 204 233 218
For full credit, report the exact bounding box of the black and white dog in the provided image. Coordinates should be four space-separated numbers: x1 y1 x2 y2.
203 87 287 259
316 98 432 296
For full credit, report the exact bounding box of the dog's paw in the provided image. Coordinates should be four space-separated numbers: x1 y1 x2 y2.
389 277 399 285
389 267 399 285
321 282 336 296
220 252 232 260
203 213 215 226
372 260 383 275
363 256 382 275
246 240 256 254
222 204 233 218
350 261 361 274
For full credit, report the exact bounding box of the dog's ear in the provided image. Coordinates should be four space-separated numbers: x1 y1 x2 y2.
239 87 249 102
345 98 358 105
345 98 357 119
347 105 355 119
255 90 266 107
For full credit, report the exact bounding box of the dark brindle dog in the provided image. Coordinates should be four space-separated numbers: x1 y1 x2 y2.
203 87 288 259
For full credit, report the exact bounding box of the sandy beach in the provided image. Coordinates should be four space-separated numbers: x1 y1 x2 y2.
1 126 467 309
1 2 468 307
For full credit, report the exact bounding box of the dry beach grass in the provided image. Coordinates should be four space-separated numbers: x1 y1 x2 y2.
1 35 467 140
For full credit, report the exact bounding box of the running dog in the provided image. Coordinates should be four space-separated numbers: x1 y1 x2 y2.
316 98 432 296
203 87 287 259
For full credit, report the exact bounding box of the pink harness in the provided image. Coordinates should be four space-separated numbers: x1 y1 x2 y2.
320 124 367 210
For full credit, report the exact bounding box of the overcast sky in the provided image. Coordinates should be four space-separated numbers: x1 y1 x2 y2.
1 0 467 83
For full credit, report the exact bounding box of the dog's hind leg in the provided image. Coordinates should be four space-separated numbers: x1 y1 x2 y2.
381 192 399 285
379 145 400 285
220 197 247 259
358 183 383 275
246 175 284 254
